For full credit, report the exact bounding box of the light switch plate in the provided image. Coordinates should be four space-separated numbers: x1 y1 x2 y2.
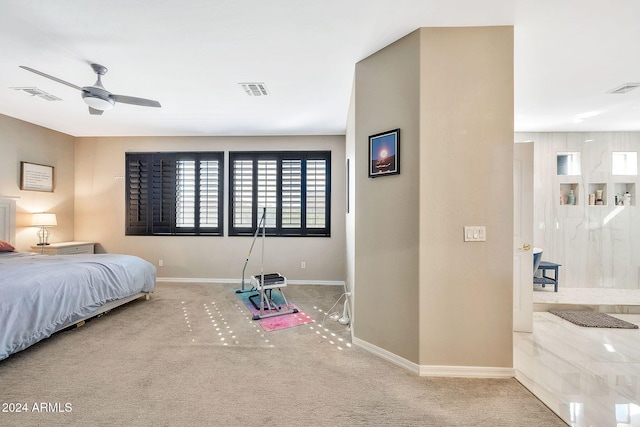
464 226 486 242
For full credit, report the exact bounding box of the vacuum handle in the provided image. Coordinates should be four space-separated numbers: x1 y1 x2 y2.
240 207 268 291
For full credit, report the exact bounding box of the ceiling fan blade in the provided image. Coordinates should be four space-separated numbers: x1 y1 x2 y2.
111 94 161 108
19 66 83 91
88 107 103 115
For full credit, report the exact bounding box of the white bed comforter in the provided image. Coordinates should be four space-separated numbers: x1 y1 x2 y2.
0 252 156 360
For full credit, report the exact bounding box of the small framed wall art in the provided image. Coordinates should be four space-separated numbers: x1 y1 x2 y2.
20 161 54 192
368 128 400 178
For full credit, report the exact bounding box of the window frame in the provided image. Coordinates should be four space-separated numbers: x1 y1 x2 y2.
125 151 224 236
612 151 638 176
228 151 331 237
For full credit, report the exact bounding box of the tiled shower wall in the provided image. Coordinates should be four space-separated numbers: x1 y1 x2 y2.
516 132 640 289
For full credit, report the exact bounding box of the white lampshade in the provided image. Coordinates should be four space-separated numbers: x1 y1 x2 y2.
31 212 57 227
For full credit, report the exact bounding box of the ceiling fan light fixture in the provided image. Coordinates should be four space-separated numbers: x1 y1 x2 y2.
82 94 114 110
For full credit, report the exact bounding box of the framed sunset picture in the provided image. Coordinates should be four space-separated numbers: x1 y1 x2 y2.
368 128 400 178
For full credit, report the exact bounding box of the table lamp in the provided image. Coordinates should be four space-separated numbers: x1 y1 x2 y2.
31 212 57 247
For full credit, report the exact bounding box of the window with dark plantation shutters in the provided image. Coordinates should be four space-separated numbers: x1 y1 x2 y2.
229 151 330 237
125 152 223 236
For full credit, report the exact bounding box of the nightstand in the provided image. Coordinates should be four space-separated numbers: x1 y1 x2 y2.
31 241 95 255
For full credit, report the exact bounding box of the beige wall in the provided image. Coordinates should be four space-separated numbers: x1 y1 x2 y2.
345 80 356 295
74 135 347 282
354 31 421 362
0 114 75 249
418 27 514 367
0 113 347 283
353 27 514 369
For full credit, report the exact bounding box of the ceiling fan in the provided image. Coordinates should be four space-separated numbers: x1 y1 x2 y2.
19 63 161 115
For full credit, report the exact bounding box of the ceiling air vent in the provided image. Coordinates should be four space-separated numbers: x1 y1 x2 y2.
607 83 640 94
12 87 62 101
239 82 269 96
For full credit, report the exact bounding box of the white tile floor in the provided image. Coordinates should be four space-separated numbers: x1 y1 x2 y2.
534 287 640 309
516 288 640 426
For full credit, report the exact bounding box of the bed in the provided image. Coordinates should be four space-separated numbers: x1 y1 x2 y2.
0 198 156 360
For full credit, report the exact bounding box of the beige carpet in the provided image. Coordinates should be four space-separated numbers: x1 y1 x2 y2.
0 282 566 426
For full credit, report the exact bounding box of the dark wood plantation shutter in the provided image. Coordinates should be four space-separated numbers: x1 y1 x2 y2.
126 154 150 235
150 154 176 234
125 153 176 235
305 158 328 231
298 153 330 236
231 158 253 231
174 154 222 235
257 159 278 229
199 159 221 230
281 159 302 229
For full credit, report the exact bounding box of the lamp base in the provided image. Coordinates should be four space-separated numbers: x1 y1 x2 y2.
36 226 51 247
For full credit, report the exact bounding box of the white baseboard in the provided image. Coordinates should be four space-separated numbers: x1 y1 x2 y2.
419 365 515 378
156 277 345 287
352 337 421 374
353 337 515 378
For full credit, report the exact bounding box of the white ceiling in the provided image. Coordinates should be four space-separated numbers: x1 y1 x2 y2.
1 0 640 137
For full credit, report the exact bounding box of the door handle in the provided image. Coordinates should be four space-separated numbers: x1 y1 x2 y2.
519 243 532 251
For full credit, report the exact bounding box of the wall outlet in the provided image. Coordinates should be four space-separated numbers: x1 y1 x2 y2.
158 259 164 267
301 261 306 269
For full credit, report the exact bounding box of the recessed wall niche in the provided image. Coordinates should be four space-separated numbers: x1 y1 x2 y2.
557 152 581 175
560 183 579 205
614 183 635 206
588 183 607 206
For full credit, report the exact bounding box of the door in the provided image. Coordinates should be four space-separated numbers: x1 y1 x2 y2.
514 142 534 332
